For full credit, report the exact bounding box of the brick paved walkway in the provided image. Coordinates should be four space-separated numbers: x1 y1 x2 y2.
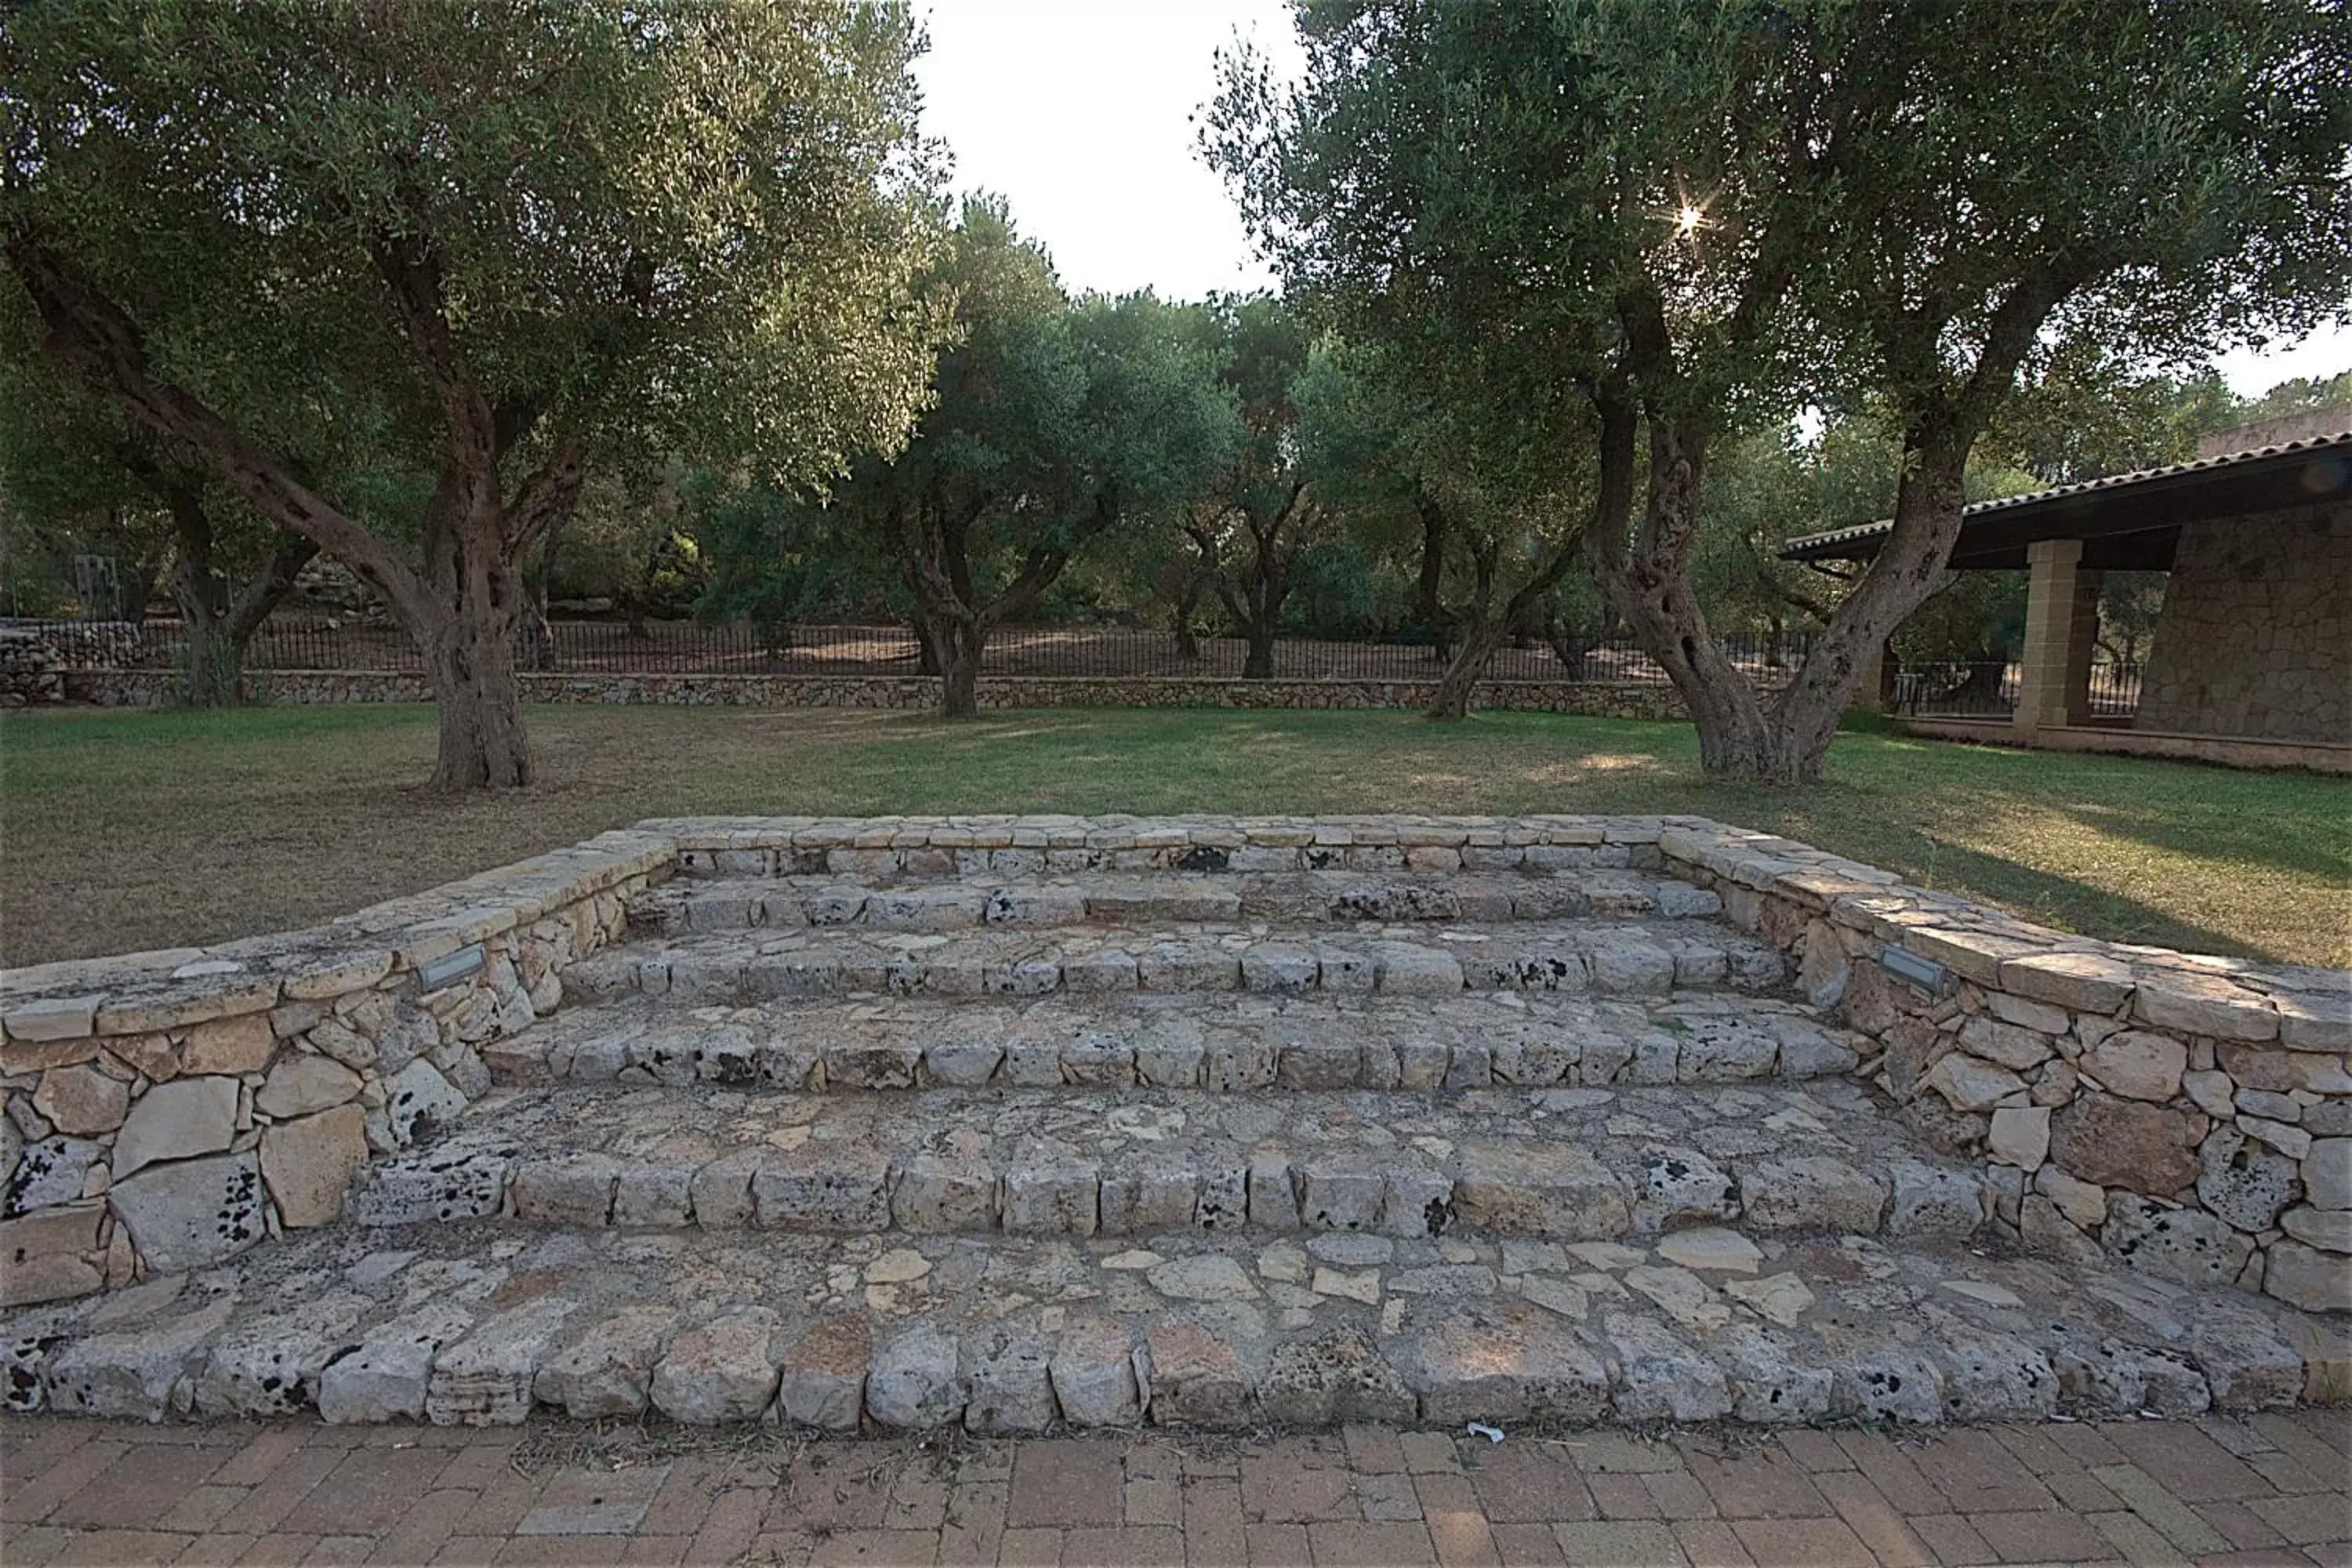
2 1413 2346 1566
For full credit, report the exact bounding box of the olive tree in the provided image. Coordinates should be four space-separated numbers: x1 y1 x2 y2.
3 0 948 786
1212 0 2352 780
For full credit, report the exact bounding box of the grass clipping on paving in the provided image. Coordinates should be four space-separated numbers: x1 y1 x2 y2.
2 703 2345 971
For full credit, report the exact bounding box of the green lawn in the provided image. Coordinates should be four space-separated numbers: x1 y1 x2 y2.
4 702 2346 970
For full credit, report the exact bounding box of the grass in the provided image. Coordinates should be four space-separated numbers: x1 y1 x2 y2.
3 702 2346 970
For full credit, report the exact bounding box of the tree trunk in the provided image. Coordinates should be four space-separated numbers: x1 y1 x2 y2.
1242 623 1276 679
937 617 986 720
912 615 944 676
1415 498 1451 662
164 483 315 707
519 524 561 671
1428 616 1503 720
423 557 532 789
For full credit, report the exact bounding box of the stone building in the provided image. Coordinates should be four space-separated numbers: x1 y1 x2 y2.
1783 414 2352 770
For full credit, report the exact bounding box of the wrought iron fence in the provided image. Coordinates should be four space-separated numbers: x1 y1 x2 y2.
4 615 1831 688
1894 658 2142 720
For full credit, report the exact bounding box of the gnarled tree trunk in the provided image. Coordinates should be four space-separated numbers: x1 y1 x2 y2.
423 554 533 789
935 615 986 720
1428 615 1503 720
161 477 317 706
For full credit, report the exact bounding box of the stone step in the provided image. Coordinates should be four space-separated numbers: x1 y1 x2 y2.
351 1081 1988 1247
630 868 1724 938
4 1206 2321 1431
561 916 1788 1010
489 990 1865 1093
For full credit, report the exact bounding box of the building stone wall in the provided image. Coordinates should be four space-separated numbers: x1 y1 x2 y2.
2136 505 2351 743
61 670 1695 721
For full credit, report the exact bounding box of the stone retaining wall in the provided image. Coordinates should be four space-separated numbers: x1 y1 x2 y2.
61 669 1691 720
1656 822 2352 1316
6 811 2345 1316
0 833 669 1306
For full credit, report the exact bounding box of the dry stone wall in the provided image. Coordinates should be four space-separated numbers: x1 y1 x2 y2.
61 669 1691 720
1 832 667 1307
1657 822 2352 1316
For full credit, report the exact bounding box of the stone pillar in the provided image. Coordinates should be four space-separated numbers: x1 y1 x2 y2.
2017 539 2100 735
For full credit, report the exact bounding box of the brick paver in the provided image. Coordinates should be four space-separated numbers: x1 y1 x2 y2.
0 1413 2345 1566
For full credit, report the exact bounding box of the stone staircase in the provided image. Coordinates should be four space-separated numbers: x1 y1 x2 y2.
3 846 2327 1434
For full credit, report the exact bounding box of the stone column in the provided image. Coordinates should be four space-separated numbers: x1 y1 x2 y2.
2016 539 2101 735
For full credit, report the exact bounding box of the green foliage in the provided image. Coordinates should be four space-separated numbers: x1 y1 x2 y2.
3 0 952 489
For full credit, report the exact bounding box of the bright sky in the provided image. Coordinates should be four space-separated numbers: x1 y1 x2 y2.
913 1 2347 401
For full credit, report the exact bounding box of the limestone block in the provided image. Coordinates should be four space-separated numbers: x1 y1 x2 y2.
32 1065 127 1138
2135 971 2277 1043
2035 1165 2108 1230
108 1076 238 1181
1886 1161 1986 1238
1958 1015 2053 1072
1003 1156 1099 1236
108 1151 265 1271
961 1330 1057 1434
260 1105 369 1229
2263 1241 2352 1314
1770 1017 1860 1078
2 998 97 1043
384 1059 468 1148
1396 1298 1610 1425
2182 1069 2238 1120
2050 1094 2201 1196
2195 1128 2300 1234
1931 1324 2059 1421
2103 1195 2254 1289
1100 1164 1201 1235
1453 1142 1629 1240
752 1145 891 1232
775 1317 869 1431
106 1033 178 1082
2281 1206 2352 1254
4 1137 103 1217
1374 944 1465 996
1630 1147 1739 1232
354 1150 510 1226
2190 1308 2305 1411
1922 1052 2025 1113
1737 1157 1887 1232
1986 991 2071 1035
194 1294 372 1417
866 1325 967 1428
1655 1226 1762 1275
2085 1031 2187 1102
43 1298 231 1421
1998 952 2135 1014
1987 1106 2051 1171
650 1311 782 1424
1717 1323 1833 1424
0 1204 103 1307
1145 1317 1254 1427
1145 1254 1258 1302
179 1014 277 1076
1051 1316 1145 1426
427 1297 579 1426
512 1155 621 1225
2305 1138 2352 1210
1828 1340 1944 1425
612 1165 693 1227
247 1040 354 1109
1797 920 1849 1010
2274 988 2352 1052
